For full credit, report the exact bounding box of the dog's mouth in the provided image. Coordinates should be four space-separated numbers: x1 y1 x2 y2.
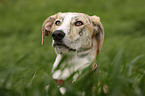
53 42 76 51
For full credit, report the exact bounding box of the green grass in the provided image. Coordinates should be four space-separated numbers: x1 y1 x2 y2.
0 0 145 95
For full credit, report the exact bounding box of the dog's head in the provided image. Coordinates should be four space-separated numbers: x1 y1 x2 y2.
42 12 104 55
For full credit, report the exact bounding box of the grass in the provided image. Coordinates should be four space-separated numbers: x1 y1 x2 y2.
0 0 145 95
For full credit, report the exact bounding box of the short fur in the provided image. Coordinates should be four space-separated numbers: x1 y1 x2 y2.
42 12 104 82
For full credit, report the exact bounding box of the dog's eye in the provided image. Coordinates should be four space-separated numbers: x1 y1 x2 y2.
55 20 61 26
75 21 83 26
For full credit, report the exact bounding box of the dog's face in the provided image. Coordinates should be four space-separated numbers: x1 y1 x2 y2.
42 12 104 54
51 13 94 54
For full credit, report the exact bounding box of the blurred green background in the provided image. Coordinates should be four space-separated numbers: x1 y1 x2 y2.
0 0 145 96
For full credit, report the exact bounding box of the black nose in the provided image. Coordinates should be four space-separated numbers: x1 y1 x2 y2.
52 30 65 41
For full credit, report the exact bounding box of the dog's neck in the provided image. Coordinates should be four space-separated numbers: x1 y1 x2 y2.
52 38 97 80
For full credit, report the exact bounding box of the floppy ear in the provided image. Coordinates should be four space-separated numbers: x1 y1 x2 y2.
42 13 61 45
90 15 104 55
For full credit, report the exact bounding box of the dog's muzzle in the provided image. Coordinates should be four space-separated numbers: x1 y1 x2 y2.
52 30 76 51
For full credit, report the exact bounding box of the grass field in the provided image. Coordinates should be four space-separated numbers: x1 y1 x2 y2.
0 0 145 96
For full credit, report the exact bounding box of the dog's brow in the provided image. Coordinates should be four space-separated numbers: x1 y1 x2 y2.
58 16 63 19
58 16 64 21
77 14 91 24
71 15 91 24
71 16 81 19
60 14 79 23
58 14 75 22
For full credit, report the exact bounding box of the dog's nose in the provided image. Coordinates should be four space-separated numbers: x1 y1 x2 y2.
52 30 65 41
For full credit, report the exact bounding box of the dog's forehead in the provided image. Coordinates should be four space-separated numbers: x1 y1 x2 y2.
58 13 90 21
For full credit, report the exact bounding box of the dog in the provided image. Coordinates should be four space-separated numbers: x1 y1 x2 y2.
42 12 104 94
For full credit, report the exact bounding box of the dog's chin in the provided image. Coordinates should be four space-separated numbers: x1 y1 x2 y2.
54 45 69 54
